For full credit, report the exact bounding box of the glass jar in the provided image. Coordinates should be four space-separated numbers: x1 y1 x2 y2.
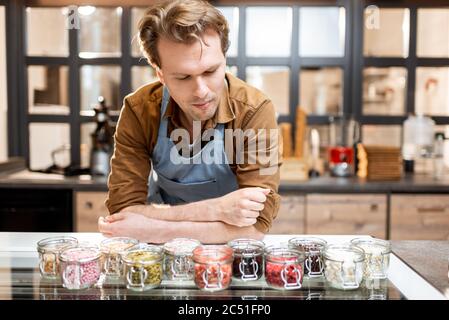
264 245 305 290
59 246 102 290
37 236 78 279
227 238 264 281
99 237 138 278
323 244 366 290
288 237 327 278
192 245 233 292
350 237 391 279
122 245 164 291
163 238 201 281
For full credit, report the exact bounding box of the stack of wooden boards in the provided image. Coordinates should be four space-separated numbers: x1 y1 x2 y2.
357 144 402 180
278 107 309 181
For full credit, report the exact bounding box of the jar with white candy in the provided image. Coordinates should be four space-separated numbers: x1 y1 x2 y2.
99 237 138 278
163 238 201 281
323 244 365 290
350 238 391 279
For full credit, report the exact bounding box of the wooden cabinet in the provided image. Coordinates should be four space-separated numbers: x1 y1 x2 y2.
269 193 305 234
391 194 449 240
75 191 109 232
306 194 387 239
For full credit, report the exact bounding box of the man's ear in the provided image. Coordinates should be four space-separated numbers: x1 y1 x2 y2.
153 63 165 85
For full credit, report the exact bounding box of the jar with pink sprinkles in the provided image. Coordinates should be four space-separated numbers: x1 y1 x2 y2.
59 246 101 290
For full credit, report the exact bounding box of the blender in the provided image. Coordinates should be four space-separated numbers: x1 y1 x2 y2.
328 117 359 177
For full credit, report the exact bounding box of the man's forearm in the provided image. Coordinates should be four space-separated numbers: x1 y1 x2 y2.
121 197 222 222
147 220 264 244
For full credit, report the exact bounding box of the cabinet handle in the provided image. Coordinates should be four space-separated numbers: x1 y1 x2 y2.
417 206 445 214
370 204 379 211
84 201 93 210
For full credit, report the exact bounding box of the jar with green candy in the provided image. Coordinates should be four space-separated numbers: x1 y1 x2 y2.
122 245 163 291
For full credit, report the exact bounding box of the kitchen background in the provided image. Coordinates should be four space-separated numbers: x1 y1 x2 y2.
1 0 449 240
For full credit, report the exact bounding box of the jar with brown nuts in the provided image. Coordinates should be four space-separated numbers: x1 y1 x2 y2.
37 236 78 279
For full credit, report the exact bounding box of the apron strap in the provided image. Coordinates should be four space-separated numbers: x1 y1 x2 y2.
158 86 170 137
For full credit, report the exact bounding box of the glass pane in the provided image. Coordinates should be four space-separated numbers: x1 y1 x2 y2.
417 9 449 58
299 67 343 115
299 7 345 57
131 7 146 57
79 7 122 58
81 122 96 169
246 7 292 57
364 8 410 58
28 65 69 115
80 66 121 112
26 7 68 57
0 6 7 162
246 66 290 115
216 6 239 57
363 67 407 115
29 123 70 170
415 67 449 116
226 65 238 77
131 66 158 91
362 125 402 148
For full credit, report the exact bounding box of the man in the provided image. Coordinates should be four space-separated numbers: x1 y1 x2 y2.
99 0 282 244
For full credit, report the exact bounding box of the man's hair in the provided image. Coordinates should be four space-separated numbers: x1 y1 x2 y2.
137 0 230 68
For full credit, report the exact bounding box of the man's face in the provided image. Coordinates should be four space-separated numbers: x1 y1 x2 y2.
156 29 226 123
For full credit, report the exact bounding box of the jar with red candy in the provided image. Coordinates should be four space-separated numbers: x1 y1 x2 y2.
288 237 327 278
227 238 264 281
192 245 233 292
264 245 305 290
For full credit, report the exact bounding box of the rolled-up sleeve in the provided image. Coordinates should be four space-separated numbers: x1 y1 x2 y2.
235 100 283 233
105 98 151 214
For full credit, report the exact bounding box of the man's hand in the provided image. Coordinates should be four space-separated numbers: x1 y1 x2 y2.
216 187 270 227
98 212 164 243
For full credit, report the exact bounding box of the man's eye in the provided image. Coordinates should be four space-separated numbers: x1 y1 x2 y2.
177 76 189 81
205 69 217 74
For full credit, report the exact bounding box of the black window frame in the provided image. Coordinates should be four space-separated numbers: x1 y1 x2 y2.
5 0 449 168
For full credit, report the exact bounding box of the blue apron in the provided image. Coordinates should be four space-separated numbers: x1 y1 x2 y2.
148 86 239 204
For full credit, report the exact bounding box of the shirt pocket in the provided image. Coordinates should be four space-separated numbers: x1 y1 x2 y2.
155 171 219 203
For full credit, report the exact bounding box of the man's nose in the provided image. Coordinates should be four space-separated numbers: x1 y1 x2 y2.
192 77 209 99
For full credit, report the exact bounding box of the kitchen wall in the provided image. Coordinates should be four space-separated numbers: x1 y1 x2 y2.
0 6 7 162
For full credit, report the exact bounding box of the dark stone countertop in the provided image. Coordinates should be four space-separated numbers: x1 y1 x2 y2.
0 167 108 191
280 173 449 193
392 241 449 298
2 164 449 193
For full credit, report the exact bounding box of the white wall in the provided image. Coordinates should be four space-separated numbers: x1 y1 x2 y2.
0 6 7 162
